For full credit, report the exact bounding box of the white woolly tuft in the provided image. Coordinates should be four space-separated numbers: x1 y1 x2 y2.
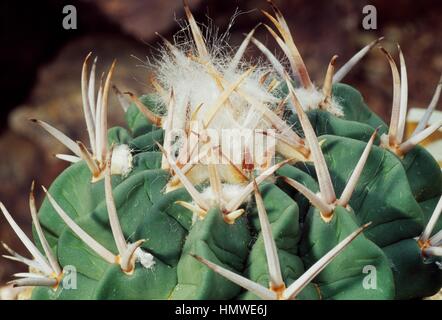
149 19 344 132
135 247 156 269
200 184 249 207
111 144 133 177
151 21 279 132
294 86 344 116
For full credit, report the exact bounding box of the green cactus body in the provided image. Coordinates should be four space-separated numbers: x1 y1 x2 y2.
26 82 441 299
2 2 441 301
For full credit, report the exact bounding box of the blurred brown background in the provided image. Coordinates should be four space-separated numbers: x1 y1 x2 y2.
0 0 441 286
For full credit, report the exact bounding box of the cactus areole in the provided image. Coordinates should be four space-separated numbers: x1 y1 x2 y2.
1 1 442 300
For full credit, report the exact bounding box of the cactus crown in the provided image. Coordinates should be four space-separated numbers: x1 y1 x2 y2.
1 1 442 300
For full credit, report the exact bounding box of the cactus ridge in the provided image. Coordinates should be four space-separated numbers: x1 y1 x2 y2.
1 1 441 300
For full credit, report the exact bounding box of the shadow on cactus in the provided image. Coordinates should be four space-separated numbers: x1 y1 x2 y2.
1 1 441 300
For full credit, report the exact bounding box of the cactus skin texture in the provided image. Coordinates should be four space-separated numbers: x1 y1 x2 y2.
2 1 442 300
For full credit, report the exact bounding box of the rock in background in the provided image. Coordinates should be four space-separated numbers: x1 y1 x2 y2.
89 0 202 41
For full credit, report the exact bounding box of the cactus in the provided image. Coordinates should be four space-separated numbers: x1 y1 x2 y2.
1 1 441 300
